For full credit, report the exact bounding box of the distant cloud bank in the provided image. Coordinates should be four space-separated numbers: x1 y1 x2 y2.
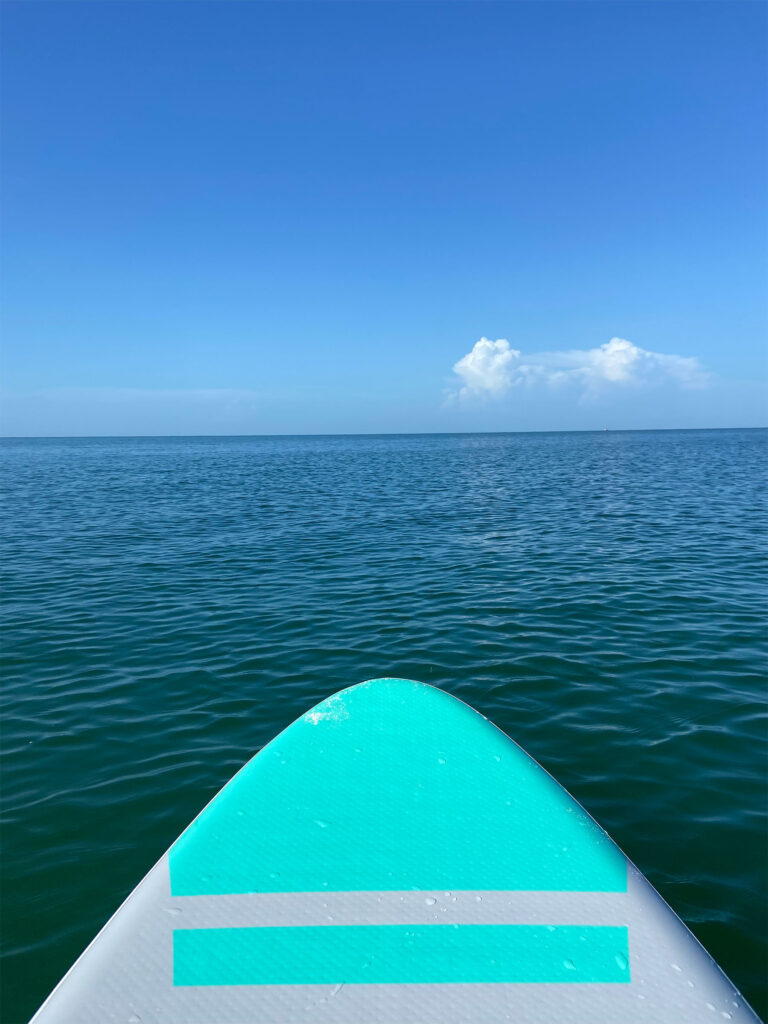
450 337 708 402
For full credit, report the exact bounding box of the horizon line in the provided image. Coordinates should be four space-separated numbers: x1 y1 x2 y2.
1 426 766 441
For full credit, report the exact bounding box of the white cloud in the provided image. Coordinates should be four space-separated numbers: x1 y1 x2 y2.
451 336 708 401
451 338 521 398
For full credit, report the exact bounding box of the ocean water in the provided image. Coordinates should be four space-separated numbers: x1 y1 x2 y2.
1 429 766 1022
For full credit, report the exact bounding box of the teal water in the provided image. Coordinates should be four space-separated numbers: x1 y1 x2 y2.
1 429 766 1022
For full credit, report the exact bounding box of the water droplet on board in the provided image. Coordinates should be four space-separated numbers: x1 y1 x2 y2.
671 963 682 973
563 960 576 971
128 1016 142 1023
269 871 280 880
493 755 501 762
163 906 182 916
437 756 446 765
314 820 330 829
706 1004 716 1012
615 953 628 971
425 897 436 906
687 980 695 988
475 895 483 903
546 925 557 932
721 1014 732 1020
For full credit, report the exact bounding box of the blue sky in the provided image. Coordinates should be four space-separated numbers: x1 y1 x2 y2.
1 0 765 435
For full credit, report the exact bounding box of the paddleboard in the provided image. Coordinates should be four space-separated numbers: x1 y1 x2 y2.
30 678 758 1022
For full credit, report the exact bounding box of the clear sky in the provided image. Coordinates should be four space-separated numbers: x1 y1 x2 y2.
1 0 766 436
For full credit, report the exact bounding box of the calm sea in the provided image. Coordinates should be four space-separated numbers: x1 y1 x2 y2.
1 430 766 1022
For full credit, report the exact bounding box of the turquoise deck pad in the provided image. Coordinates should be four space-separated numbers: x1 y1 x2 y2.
173 924 631 986
169 679 626 896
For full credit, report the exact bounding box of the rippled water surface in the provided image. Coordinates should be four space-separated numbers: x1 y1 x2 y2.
1 430 766 1021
